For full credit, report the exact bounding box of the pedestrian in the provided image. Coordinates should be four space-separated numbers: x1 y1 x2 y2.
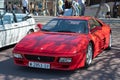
78 0 86 16
42 9 46 16
50 9 54 16
22 0 29 13
38 2 42 15
64 0 72 9
7 2 13 12
13 2 20 13
58 0 64 15
29 2 34 14
104 3 111 18
63 0 73 16
72 0 80 16
34 2 39 16
105 12 111 18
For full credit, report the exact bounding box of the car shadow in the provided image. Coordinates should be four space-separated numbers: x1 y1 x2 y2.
0 58 76 79
0 44 15 51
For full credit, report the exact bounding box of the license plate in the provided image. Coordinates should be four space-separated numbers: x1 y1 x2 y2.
28 61 50 69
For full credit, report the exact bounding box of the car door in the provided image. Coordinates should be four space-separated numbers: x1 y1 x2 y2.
3 14 16 46
4 13 26 45
89 19 105 55
14 14 31 41
11 14 28 42
22 14 36 31
0 20 6 48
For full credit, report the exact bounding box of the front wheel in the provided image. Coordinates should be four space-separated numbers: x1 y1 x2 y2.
27 29 34 34
106 33 112 50
85 43 93 68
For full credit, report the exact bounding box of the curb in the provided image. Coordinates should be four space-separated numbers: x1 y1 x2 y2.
100 18 120 23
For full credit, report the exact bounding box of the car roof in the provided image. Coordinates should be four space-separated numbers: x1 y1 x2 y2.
57 16 92 20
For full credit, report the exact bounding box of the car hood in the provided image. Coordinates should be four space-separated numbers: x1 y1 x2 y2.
14 32 88 55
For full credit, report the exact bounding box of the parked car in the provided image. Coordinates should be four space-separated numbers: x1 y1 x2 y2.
0 12 36 48
13 16 111 70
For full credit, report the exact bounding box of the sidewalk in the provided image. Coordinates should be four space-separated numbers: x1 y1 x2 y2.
85 2 115 18
85 6 98 17
84 2 120 23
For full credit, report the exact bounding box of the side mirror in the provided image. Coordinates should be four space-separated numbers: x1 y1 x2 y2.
37 23 42 29
35 23 43 31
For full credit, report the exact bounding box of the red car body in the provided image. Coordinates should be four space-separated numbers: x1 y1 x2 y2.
12 16 111 70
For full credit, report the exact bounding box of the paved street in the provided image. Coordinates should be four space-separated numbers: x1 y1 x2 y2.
0 22 120 80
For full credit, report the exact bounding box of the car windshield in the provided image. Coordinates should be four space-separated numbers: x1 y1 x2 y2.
0 15 12 25
42 19 88 33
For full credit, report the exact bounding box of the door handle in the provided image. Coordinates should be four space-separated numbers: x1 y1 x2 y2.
14 25 18 26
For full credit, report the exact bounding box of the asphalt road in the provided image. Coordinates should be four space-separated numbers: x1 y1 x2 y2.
0 23 120 80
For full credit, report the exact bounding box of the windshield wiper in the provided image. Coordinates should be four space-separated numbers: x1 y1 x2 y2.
41 29 50 32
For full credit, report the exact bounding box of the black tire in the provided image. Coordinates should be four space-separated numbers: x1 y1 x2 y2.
27 29 34 34
106 33 112 50
85 43 93 68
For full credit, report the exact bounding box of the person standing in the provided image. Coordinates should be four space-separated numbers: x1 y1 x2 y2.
64 0 72 9
22 0 29 13
58 0 64 15
50 9 54 16
7 2 13 12
13 2 21 13
78 0 86 16
72 0 79 16
113 3 119 18
63 0 73 16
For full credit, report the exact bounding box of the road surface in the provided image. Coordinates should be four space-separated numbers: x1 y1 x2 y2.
0 23 120 80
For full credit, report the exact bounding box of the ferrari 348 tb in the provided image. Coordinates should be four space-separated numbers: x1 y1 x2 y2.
13 16 111 70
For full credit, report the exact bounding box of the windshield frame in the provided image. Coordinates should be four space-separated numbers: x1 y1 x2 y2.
42 18 89 34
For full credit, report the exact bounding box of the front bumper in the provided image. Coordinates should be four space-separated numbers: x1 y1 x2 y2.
13 53 86 70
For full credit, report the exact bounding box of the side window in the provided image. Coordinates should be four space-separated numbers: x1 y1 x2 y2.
3 15 12 24
89 19 96 30
16 14 27 22
16 15 23 22
89 19 102 30
93 19 102 27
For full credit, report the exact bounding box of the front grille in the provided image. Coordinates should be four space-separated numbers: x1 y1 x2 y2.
24 54 55 62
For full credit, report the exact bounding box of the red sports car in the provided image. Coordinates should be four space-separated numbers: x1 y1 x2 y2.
12 16 111 70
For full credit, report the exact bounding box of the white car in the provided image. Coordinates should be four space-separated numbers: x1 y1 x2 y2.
0 12 36 48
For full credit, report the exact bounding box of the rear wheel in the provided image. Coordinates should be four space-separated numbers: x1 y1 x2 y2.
85 43 93 68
